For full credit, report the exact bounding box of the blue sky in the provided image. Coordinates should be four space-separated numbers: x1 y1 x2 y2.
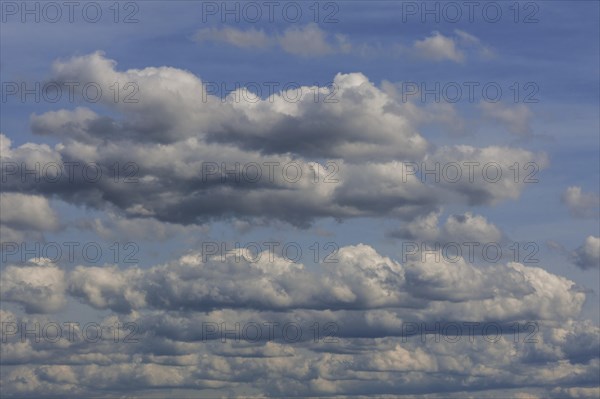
1 1 599 398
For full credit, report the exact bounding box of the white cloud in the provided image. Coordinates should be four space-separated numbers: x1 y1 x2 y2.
0 193 60 244
428 145 549 205
0 258 67 313
80 212 209 242
413 30 494 63
3 53 548 230
1 306 598 397
193 26 270 48
68 265 146 312
413 31 465 63
562 186 600 218
454 29 495 59
572 236 600 270
480 102 534 136
1 242 583 323
0 193 59 232
392 210 504 243
193 24 347 57
277 23 335 56
191 27 493 63
2 54 590 398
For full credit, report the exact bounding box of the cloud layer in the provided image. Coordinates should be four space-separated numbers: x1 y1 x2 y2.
0 50 596 398
1 53 548 228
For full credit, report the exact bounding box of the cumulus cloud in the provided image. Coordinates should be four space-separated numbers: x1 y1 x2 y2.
40 52 427 159
413 31 465 63
1 306 598 398
0 249 593 399
0 193 59 232
387 210 523 264
571 236 600 270
0 53 591 398
2 53 548 229
0 258 67 313
0 10 596 397
68 265 146 312
427 145 549 205
0 192 60 244
391 211 503 244
442 212 503 242
0 237 595 396
562 186 600 218
79 211 209 242
1 133 439 227
413 30 493 63
1 244 579 324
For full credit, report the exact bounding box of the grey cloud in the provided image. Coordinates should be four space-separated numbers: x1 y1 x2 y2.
390 211 503 243
480 102 534 136
571 236 600 270
2 245 582 324
1 53 547 228
0 193 59 232
562 186 600 219
0 259 67 313
1 308 598 398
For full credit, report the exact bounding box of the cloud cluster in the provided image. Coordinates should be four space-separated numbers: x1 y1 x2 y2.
1 306 598 398
2 244 585 324
1 258 67 313
0 192 59 243
193 25 492 62
1 52 547 228
390 211 503 243
1 51 596 398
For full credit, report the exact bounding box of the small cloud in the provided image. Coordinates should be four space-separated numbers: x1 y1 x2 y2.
562 186 600 218
277 23 334 57
334 34 353 54
480 102 533 136
389 211 503 244
413 31 465 63
572 236 600 270
454 29 495 59
412 30 494 63
193 26 270 48
193 24 347 57
0 193 60 244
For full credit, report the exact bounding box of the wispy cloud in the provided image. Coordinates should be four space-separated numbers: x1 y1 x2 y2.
193 23 350 57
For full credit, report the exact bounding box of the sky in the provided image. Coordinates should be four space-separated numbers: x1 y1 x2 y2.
0 1 599 398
